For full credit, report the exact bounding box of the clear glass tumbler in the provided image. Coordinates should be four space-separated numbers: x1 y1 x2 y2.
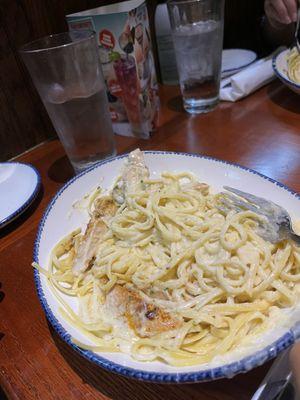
20 31 116 174
167 0 224 114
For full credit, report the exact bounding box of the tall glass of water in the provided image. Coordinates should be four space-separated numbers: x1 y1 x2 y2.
20 31 116 173
167 0 224 114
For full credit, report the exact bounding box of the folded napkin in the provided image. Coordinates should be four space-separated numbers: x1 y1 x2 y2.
220 54 276 102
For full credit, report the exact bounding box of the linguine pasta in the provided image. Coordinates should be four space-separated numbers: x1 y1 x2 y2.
35 151 300 367
287 48 300 84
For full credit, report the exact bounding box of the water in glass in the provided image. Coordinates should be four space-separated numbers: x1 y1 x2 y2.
45 82 115 173
172 20 223 113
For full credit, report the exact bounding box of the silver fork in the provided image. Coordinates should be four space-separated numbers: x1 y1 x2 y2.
218 186 300 245
294 0 300 53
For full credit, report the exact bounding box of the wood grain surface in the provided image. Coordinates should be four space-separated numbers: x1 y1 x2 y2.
1 82 299 400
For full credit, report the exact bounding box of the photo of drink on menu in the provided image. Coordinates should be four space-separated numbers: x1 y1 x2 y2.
67 0 159 138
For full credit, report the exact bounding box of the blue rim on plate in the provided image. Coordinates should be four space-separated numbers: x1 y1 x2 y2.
272 51 300 90
33 151 300 383
222 49 257 74
0 162 41 229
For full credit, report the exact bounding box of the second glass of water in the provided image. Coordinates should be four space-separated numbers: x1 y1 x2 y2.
167 0 224 114
20 31 115 174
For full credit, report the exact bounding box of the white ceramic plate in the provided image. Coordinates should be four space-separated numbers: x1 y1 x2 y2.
33 152 300 383
222 49 257 78
272 48 300 95
0 162 41 228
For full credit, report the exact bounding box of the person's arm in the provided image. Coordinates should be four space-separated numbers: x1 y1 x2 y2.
263 0 297 47
289 343 300 397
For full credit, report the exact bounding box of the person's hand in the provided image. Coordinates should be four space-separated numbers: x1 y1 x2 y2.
265 0 298 28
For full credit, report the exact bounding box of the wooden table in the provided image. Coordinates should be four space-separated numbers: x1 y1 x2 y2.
1 83 300 400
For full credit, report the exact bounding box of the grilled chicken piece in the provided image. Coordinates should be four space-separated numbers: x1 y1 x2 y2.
112 149 149 204
72 197 117 275
181 181 209 195
105 285 182 337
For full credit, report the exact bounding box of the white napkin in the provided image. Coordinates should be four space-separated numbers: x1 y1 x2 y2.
220 56 275 102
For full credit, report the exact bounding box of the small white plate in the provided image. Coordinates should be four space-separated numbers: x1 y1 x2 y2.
0 162 41 228
222 49 257 78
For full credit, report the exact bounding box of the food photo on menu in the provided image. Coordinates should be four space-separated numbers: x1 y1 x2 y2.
67 0 159 139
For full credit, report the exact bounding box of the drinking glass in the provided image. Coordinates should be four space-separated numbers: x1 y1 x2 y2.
20 31 116 174
167 0 224 114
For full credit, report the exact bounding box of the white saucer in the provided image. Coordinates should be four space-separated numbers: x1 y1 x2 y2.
0 162 41 228
222 49 257 78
